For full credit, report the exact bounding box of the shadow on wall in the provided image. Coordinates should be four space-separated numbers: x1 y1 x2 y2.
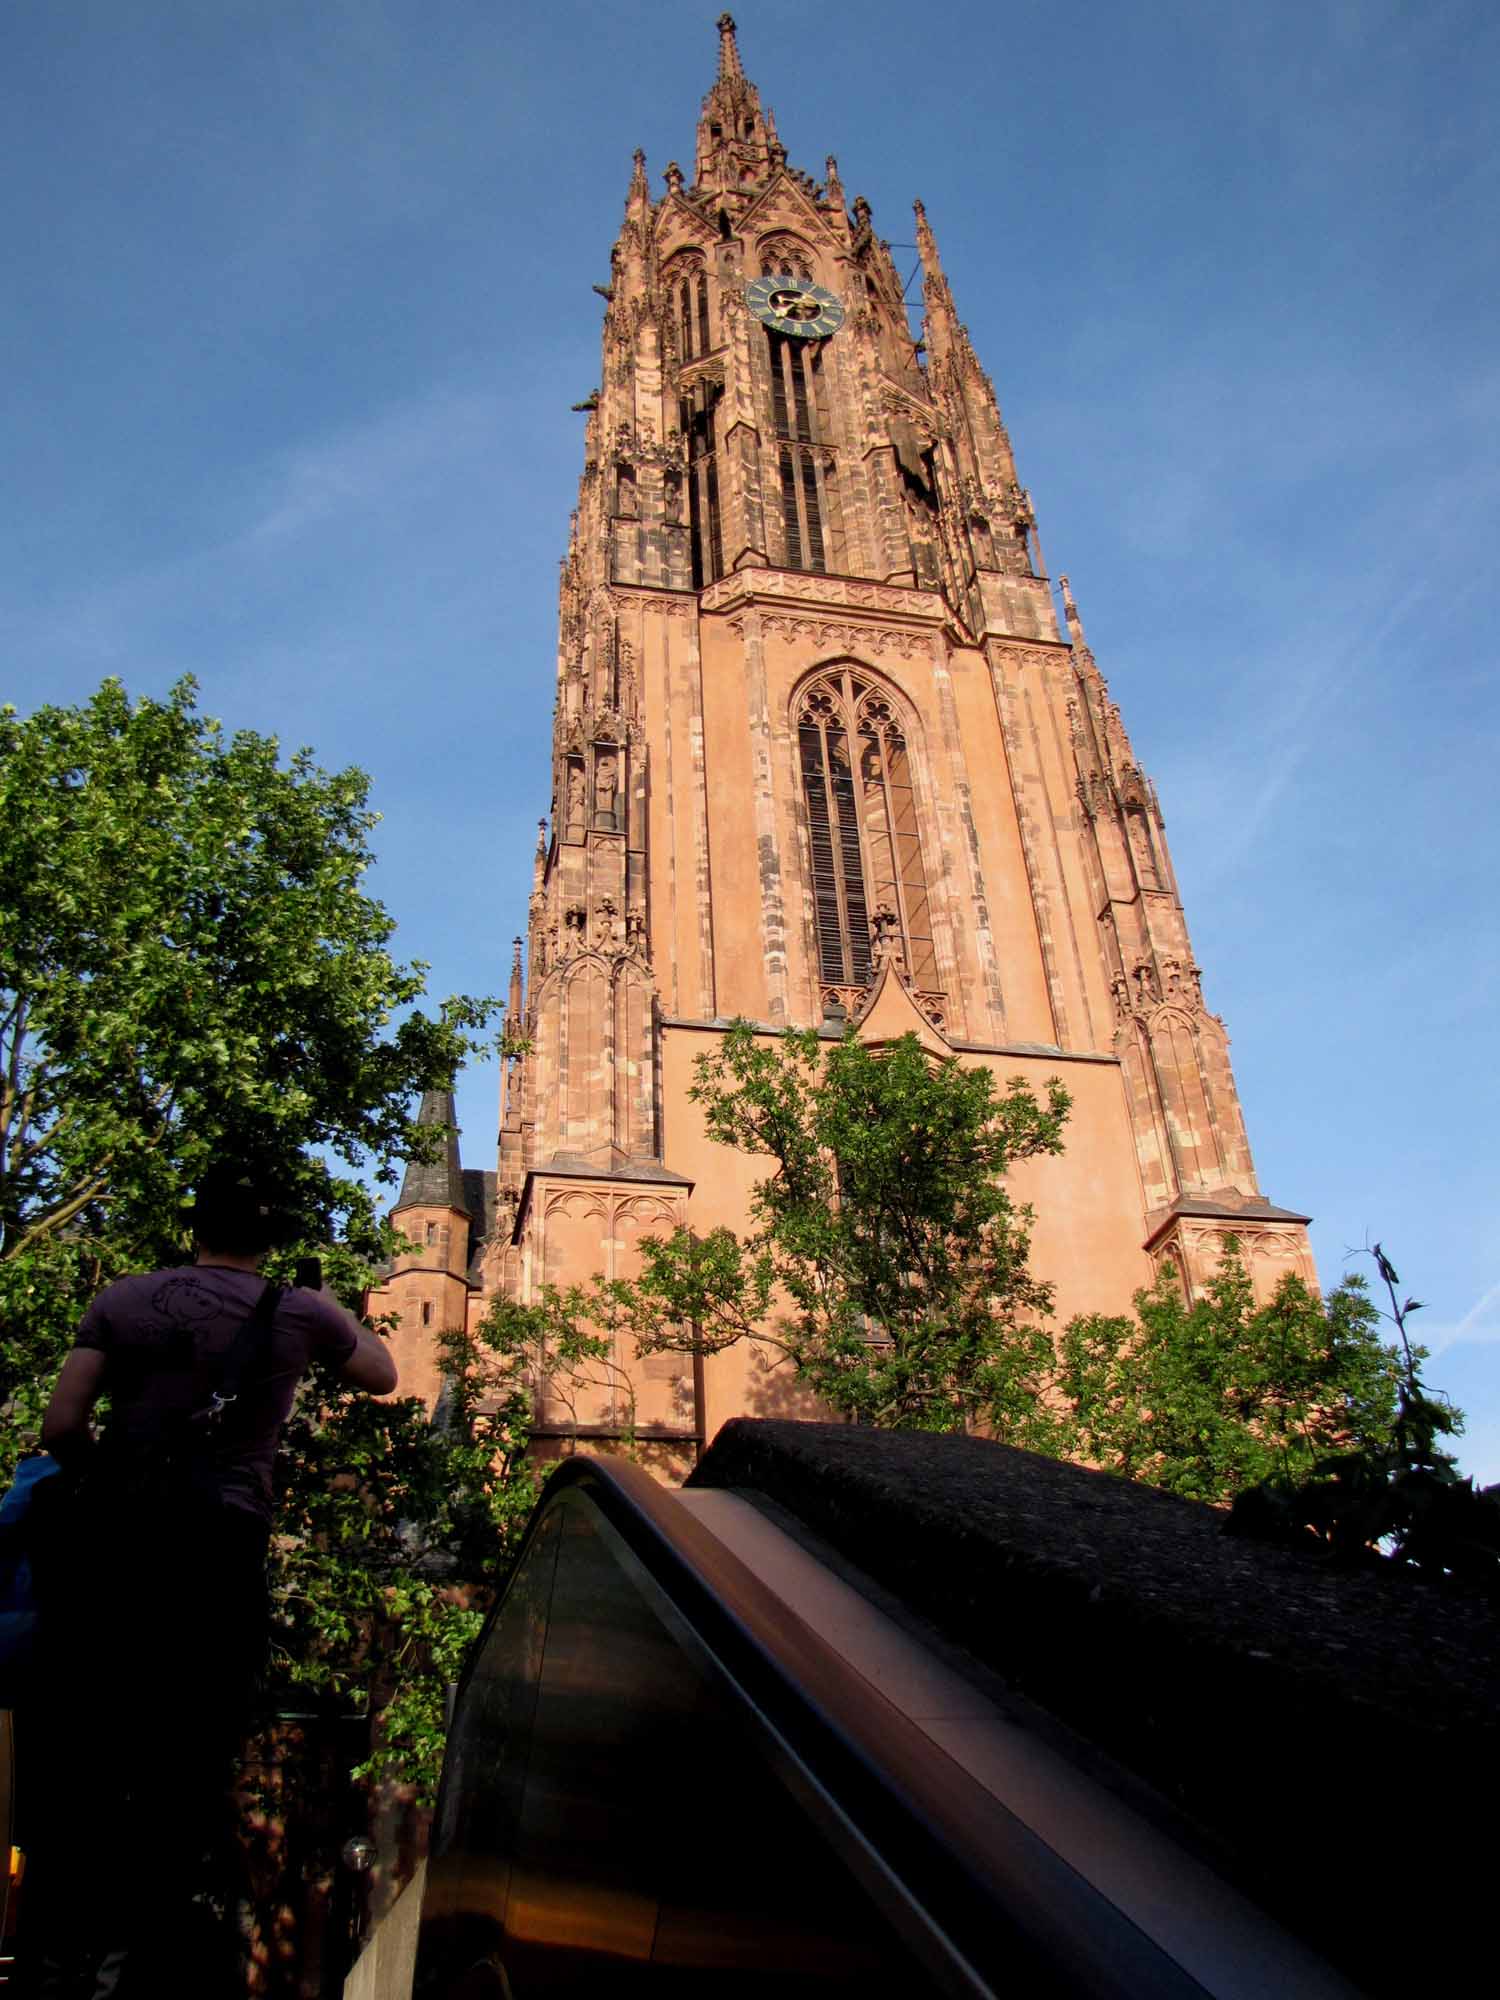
743 1347 828 1423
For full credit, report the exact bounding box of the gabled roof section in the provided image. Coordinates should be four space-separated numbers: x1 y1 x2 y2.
851 965 952 1057
394 1089 467 1214
734 168 839 253
653 190 724 255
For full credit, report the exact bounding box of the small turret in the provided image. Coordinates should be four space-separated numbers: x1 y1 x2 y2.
395 1088 465 1215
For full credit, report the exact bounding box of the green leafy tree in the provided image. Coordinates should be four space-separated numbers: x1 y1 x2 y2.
0 675 495 1480
588 1022 1071 1438
0 675 529 1801
266 1313 541 1800
1228 1244 1500 1581
1058 1241 1407 1504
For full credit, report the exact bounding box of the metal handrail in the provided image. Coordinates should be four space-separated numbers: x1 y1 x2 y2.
438 1455 1215 2000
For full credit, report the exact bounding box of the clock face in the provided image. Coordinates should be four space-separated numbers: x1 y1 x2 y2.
745 274 845 340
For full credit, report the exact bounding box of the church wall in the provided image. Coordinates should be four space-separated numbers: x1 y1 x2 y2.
696 615 774 1020
366 1200 472 1411
942 642 1056 1045
656 1023 1156 1431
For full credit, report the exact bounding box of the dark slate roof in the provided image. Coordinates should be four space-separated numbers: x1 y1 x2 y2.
462 1167 498 1285
393 1089 465 1213
1142 1192 1313 1244
690 1420 1498 1998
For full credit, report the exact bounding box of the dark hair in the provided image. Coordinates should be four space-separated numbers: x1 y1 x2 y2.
190 1163 291 1256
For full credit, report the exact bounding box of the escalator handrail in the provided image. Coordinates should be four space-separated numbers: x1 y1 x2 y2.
440 1454 1217 2000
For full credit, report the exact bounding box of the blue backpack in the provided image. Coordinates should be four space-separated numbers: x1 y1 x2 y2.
0 1455 61 1705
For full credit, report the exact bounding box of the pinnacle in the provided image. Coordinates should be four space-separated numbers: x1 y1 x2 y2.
716 12 743 82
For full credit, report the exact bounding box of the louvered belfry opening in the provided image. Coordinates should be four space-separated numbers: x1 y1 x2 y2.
769 330 827 574
676 270 711 362
758 237 832 576
796 669 938 991
679 378 723 588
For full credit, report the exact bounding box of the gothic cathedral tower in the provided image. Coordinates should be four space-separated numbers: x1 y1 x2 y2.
381 18 1317 1467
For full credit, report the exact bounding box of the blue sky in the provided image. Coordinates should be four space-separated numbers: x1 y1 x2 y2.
4 2 1496 1473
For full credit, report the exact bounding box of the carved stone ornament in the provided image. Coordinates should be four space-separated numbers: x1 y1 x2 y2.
701 569 948 624
754 614 936 661
594 752 620 828
879 385 941 446
869 904 906 973
563 763 587 838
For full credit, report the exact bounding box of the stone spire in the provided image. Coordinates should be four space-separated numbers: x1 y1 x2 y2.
694 13 774 194
716 11 743 81
913 199 958 360
395 1089 465 1212
626 146 651 216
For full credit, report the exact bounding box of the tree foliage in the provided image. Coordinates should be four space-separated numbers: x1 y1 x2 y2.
267 1312 540 1799
592 1022 1071 1437
0 676 495 1475
1227 1244 1499 1581
1058 1243 1406 1504
0 675 517 1796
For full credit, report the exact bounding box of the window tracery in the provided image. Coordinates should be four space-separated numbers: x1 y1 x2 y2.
795 668 938 993
665 253 712 363
758 235 814 280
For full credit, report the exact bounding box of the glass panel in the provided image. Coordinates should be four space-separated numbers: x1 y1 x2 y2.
418 1488 928 1995
858 732 898 914
828 730 869 983
801 725 845 981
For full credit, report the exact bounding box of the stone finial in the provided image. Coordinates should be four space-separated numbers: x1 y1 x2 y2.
1059 573 1093 657
664 160 684 195
628 147 649 206
913 198 943 277
716 12 743 82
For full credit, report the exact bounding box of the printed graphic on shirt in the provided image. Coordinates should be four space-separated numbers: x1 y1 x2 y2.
148 1275 231 1329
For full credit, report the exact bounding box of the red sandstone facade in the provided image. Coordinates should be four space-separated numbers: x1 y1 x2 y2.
370 19 1316 1468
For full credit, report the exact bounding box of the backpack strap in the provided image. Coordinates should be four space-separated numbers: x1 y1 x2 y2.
198 1279 282 1426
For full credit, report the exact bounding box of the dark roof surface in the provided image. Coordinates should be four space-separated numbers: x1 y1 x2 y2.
394 1089 465 1213
690 1419 1497 1996
462 1167 497 1285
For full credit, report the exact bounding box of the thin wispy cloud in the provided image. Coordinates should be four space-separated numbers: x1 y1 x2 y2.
246 387 504 546
1426 1280 1500 1358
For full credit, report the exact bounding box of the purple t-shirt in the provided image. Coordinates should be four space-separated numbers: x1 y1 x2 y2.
73 1266 360 1521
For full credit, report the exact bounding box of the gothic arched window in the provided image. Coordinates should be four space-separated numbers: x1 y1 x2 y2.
796 668 938 991
667 255 712 362
666 255 722 586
